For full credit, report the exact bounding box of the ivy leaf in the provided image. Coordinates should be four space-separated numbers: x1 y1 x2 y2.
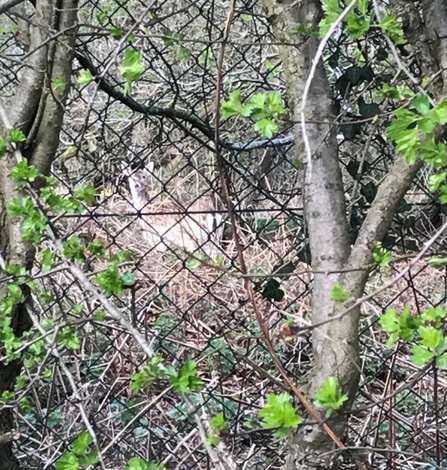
261 279 284 302
121 271 135 287
119 48 144 95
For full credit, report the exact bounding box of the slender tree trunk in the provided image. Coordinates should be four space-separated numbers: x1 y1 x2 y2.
260 0 447 468
0 1 78 468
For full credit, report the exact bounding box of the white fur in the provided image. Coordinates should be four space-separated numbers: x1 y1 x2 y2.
124 163 224 259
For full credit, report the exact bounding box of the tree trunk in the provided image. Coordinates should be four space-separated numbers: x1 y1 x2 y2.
0 1 78 468
260 0 447 468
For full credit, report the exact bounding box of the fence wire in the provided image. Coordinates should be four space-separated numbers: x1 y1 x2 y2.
1 0 447 469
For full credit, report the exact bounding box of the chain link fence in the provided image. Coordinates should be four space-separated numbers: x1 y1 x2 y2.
1 0 447 468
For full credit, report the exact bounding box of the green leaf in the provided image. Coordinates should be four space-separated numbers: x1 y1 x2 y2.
418 326 442 349
72 431 92 456
1 390 14 402
436 354 447 369
330 283 350 302
186 252 208 270
93 310 106 321
373 242 392 267
96 265 123 296
130 355 165 392
346 16 370 38
314 377 348 415
125 457 167 470
258 393 302 438
78 452 99 466
110 27 124 39
78 69 94 86
380 307 419 345
9 129 26 143
109 250 133 266
168 360 204 394
163 30 183 47
422 306 447 322
410 344 434 366
428 256 447 269
55 452 79 470
379 15 406 44
412 95 431 115
319 0 341 37
58 327 80 350
74 185 96 205
210 413 226 431
121 271 135 287
119 48 144 95
125 458 149 470
221 89 251 119
63 236 85 261
198 46 216 66
254 118 278 138
41 248 53 273
207 434 221 446
53 77 66 93
0 137 7 158
10 159 41 187
430 173 446 193
87 240 105 258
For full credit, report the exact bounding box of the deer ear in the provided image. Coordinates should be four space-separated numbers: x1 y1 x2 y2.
142 161 154 178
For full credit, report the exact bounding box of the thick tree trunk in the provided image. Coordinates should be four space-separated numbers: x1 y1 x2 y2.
260 0 447 468
0 1 78 468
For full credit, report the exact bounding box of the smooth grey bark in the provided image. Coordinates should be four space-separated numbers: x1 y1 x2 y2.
260 0 447 468
0 1 78 468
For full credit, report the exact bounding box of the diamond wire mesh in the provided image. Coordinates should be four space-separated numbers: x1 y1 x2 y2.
1 0 447 468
